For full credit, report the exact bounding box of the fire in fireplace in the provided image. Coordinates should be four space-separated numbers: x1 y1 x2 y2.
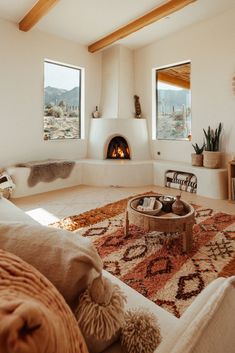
107 136 130 159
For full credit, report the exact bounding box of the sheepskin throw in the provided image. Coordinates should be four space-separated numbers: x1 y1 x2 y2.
16 159 75 186
0 249 88 353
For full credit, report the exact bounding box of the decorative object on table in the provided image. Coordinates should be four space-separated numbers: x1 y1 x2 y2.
136 197 162 215
134 95 142 118
172 194 185 215
191 142 205 166
92 106 101 118
75 275 126 353
159 195 176 212
0 170 15 199
203 122 223 168
121 308 162 353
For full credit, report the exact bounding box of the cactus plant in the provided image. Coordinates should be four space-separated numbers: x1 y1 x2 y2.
192 143 205 155
203 123 222 151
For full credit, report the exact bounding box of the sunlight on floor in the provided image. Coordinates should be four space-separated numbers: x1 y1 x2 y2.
25 208 59 225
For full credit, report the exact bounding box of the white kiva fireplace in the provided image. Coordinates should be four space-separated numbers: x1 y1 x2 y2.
85 45 152 187
88 45 151 162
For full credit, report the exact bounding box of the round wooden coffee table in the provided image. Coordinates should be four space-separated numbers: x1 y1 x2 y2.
125 194 195 253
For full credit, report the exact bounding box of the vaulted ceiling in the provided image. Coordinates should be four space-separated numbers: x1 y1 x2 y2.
0 0 234 50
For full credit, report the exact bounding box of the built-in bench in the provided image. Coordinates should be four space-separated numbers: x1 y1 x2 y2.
153 160 227 199
7 159 228 200
7 163 83 198
7 160 153 198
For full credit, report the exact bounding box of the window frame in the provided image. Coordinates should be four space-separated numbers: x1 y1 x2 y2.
152 60 191 141
43 59 84 140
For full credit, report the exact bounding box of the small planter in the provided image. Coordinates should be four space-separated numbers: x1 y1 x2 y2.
191 153 203 167
203 151 223 169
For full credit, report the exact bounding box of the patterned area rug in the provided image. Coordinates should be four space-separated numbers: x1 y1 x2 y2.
52 195 235 318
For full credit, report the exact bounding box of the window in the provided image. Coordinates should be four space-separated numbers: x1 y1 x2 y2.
44 60 82 140
155 62 191 140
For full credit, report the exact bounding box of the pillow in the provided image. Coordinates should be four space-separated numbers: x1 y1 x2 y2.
0 248 88 353
0 222 103 310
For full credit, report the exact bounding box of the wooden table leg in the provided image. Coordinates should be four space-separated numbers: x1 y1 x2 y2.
125 211 129 236
183 223 193 253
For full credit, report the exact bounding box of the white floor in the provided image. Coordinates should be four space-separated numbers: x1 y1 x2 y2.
12 184 235 226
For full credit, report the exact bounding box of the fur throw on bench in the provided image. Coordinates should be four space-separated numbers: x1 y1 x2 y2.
16 159 75 187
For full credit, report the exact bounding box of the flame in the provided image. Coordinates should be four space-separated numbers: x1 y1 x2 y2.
111 147 126 158
109 141 130 159
118 147 124 158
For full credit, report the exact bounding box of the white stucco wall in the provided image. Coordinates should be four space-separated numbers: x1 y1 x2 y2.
0 19 101 167
100 45 134 119
1 8 235 169
134 8 235 164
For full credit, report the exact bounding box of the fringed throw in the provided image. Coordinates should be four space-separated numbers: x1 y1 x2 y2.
165 170 197 193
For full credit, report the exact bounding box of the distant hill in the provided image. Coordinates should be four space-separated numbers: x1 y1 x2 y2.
44 86 80 106
60 87 80 106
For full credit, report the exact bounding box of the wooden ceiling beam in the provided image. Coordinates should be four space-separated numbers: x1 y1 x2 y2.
158 72 190 89
19 0 59 32
88 0 196 53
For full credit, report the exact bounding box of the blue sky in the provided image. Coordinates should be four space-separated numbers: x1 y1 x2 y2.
44 61 80 90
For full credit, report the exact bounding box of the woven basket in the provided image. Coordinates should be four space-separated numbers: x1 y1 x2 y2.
203 151 223 169
191 153 203 167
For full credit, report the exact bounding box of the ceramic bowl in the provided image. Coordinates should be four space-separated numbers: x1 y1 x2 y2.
159 195 176 212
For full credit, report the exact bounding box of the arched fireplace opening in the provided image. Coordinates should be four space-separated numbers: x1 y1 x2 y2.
106 136 130 159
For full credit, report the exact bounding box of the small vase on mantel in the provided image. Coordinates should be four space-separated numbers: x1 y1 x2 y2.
92 106 101 118
172 195 185 215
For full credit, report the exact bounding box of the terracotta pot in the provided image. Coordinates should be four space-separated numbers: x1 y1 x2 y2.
203 151 223 169
191 153 203 167
172 195 185 215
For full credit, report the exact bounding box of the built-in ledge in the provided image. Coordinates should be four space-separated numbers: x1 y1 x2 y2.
8 159 227 200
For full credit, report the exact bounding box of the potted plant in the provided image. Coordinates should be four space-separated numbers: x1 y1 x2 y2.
203 122 222 168
191 143 205 166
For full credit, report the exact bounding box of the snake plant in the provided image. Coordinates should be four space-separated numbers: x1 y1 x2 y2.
192 143 205 154
203 122 222 151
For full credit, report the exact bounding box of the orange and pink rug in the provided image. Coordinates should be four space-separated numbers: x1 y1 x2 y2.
52 195 235 317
